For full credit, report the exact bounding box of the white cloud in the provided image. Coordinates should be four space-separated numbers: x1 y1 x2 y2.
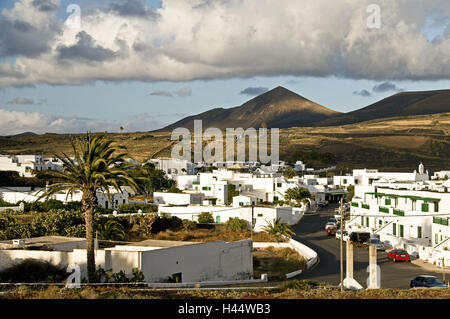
0 0 449 87
0 108 165 135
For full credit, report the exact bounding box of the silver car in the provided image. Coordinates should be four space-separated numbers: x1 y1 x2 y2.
369 238 385 251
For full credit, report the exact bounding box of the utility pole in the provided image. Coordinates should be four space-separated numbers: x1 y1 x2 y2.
442 258 446 283
340 197 344 292
251 204 254 241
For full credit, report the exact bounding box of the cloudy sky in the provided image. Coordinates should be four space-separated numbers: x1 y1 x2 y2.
0 0 449 135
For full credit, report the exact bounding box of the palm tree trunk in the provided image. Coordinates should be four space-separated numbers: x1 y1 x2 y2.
85 206 96 282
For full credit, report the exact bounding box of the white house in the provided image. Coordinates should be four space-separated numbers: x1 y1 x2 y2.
153 192 205 206
347 172 450 266
149 158 195 175
0 236 253 283
0 155 63 177
0 186 135 209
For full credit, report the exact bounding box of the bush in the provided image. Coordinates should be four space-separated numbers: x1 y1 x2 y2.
197 212 214 224
150 216 183 234
0 213 32 240
224 217 248 231
22 200 82 213
0 259 67 283
117 203 158 214
182 219 197 230
90 267 145 283
30 209 85 237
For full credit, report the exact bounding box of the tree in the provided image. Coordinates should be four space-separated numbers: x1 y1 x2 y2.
133 163 176 200
284 187 311 207
96 219 126 241
37 134 138 282
283 167 297 179
262 218 295 242
345 185 355 203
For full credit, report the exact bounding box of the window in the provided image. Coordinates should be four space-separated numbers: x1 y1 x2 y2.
434 202 439 212
422 203 429 212
277 183 282 187
379 220 382 227
274 196 279 201
385 199 391 206
417 226 422 239
257 214 263 217
343 179 347 184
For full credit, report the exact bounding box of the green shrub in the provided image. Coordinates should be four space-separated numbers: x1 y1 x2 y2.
224 217 248 231
117 203 158 214
197 212 214 224
90 267 145 283
182 219 197 230
21 200 82 213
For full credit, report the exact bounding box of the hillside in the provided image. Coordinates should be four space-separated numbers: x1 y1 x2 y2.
158 86 340 131
1 113 450 172
319 89 450 126
159 88 450 131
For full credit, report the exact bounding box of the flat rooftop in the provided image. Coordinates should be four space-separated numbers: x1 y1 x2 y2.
0 236 86 250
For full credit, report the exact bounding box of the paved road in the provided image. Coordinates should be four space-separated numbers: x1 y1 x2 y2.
292 204 443 288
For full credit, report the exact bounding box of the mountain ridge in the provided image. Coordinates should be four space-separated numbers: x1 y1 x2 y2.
156 87 450 131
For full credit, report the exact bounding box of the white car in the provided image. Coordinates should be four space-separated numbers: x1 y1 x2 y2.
335 230 349 241
369 238 385 251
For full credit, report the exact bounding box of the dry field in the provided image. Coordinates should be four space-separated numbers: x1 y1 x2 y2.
1 113 449 171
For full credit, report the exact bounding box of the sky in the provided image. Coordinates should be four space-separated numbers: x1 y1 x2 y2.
0 0 449 135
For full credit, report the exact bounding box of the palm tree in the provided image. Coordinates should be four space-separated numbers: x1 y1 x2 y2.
37 134 138 281
97 219 126 241
284 187 311 207
262 218 295 242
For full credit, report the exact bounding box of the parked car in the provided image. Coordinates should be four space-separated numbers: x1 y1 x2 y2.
325 222 337 230
335 230 349 241
318 201 329 207
327 227 337 236
388 249 411 262
368 238 385 251
327 217 339 226
410 275 447 288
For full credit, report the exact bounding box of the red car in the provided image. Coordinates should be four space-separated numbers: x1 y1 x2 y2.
388 249 411 262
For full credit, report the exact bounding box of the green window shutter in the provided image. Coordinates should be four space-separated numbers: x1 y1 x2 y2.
366 217 369 227
361 216 364 225
399 225 404 238
434 202 439 212
417 226 422 239
393 223 397 236
422 203 429 212
351 202 359 207
385 199 391 205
